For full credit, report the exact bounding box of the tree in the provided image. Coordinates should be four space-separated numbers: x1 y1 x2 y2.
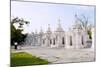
75 14 92 39
11 17 29 45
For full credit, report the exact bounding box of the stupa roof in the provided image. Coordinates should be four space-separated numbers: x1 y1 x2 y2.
46 24 52 33
55 18 64 32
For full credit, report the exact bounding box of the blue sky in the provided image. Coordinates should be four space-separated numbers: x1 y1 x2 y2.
11 1 95 33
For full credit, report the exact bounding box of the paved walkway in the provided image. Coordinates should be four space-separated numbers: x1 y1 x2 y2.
11 46 95 64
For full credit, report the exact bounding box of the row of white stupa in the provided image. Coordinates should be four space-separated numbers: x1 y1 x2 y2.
24 18 94 49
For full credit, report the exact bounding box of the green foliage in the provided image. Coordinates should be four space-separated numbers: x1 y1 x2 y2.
87 30 92 39
11 27 27 45
11 17 29 45
11 17 29 28
11 52 50 67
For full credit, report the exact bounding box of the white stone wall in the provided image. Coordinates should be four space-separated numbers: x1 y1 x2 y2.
24 22 91 49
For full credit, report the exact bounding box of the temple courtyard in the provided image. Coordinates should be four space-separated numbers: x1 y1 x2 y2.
11 46 95 64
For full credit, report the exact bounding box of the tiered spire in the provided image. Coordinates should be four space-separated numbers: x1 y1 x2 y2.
39 27 43 34
58 17 61 28
47 24 52 33
56 17 64 32
35 29 38 34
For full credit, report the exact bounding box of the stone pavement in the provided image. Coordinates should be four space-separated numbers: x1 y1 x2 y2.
11 46 95 64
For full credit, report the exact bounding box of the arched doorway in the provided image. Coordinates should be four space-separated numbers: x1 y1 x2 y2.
62 37 65 47
43 39 45 44
53 38 55 45
50 39 52 44
82 36 84 45
70 36 72 46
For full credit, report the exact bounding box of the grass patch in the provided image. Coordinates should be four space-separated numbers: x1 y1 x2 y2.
11 52 50 67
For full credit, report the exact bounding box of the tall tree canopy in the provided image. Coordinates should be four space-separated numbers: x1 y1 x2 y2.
11 17 30 45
